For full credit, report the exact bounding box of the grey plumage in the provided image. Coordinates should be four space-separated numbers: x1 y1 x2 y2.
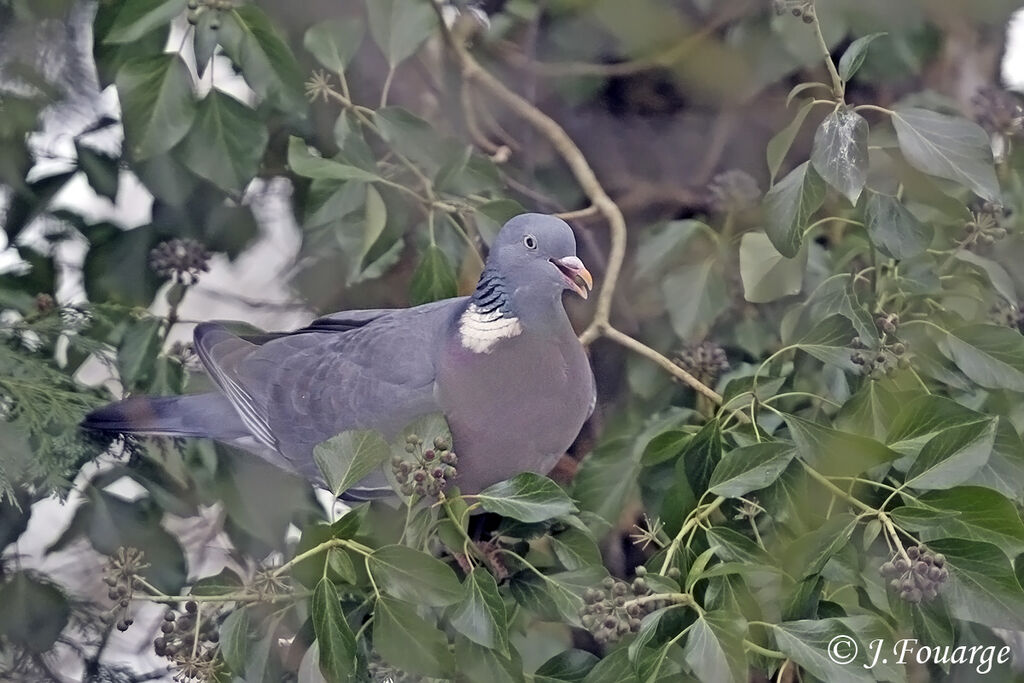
83 214 596 496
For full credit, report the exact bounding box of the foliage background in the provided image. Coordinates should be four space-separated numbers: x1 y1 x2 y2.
3 0 1024 681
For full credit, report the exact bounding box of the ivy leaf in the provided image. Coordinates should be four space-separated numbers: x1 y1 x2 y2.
551 528 602 571
661 257 729 340
738 231 806 303
785 414 900 477
102 0 183 44
313 429 391 499
792 314 858 370
374 595 454 678
903 419 996 491
909 487 1024 557
83 223 164 307
767 99 814 185
287 136 381 182
891 107 1000 201
116 54 195 160
886 394 987 456
448 568 510 655
475 473 577 523
367 545 462 606
769 620 874 683
454 635 524 683
682 611 748 683
304 18 365 74
190 568 244 596
75 141 119 201
217 5 306 111
763 161 826 257
863 191 931 259
192 9 220 78
311 578 358 682
535 649 599 682
0 573 70 653
366 0 438 67
810 107 869 205
410 244 458 305
678 419 722 496
177 90 269 193
709 442 795 499
954 251 1017 304
940 324 1024 392
967 418 1024 502
116 316 163 390
927 538 1024 630
218 607 253 675
837 32 886 81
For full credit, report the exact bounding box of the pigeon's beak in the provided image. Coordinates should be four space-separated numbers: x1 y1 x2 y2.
551 256 594 300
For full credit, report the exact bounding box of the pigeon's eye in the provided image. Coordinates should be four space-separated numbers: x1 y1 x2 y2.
523 234 538 250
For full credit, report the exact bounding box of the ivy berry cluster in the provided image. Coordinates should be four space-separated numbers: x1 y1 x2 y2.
579 567 680 645
850 313 908 379
674 341 730 387
102 547 147 632
153 601 221 681
149 239 211 285
391 434 459 498
771 0 815 23
880 546 949 604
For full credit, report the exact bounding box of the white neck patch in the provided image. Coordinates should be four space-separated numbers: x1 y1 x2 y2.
459 303 522 354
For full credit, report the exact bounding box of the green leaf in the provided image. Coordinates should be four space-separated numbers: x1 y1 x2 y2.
374 595 454 678
103 0 183 44
0 572 70 653
954 250 1017 304
863 191 931 259
475 473 577 523
83 224 164 307
927 538 1024 630
177 90 269 193
786 513 857 578
909 487 1024 556
217 5 306 111
706 527 774 566
367 544 462 606
410 244 458 305
313 429 391 498
903 419 996 490
116 316 163 390
449 568 510 655
792 314 859 370
785 414 900 477
836 381 899 441
967 418 1024 502
767 99 814 185
679 419 723 496
770 620 874 683
190 568 244 596
641 430 690 466
738 231 806 303
288 136 380 182
551 528 602 571
304 18 365 73
366 0 438 67
75 141 119 201
192 9 219 78
837 32 886 81
116 54 195 160
891 107 1000 201
763 161 826 257
682 611 748 683
311 578 358 682
219 607 253 675
886 394 986 456
661 257 729 339
455 634 524 683
709 442 795 498
810 107 869 205
535 649 599 682
940 324 1024 391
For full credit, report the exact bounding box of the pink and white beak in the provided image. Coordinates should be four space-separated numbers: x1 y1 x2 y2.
551 256 594 299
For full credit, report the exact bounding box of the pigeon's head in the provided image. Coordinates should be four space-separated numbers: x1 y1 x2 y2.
486 214 593 303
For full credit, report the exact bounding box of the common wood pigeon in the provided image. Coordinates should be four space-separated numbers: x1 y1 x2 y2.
83 214 596 497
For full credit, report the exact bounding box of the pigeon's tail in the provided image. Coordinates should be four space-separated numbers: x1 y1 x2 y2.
82 393 250 440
